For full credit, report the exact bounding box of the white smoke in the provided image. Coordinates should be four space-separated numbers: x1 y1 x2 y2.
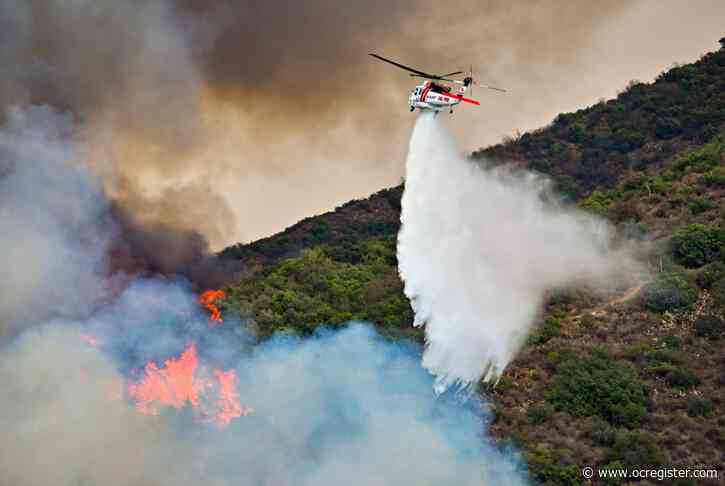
398 113 639 389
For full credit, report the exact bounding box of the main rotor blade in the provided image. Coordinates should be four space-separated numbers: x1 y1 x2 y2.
449 78 506 92
440 71 464 77
478 83 507 92
369 53 440 79
409 74 457 82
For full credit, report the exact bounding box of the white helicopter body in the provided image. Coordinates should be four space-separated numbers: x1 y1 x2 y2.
369 53 504 114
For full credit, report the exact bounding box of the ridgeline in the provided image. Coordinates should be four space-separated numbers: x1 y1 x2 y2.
217 39 725 484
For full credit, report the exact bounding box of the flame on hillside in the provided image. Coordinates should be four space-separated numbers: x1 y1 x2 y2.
127 342 250 426
199 289 227 323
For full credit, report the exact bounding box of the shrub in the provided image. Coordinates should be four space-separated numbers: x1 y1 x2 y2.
700 166 725 188
527 449 581 486
665 367 701 388
693 314 724 339
696 261 725 289
590 418 618 447
688 197 717 215
579 191 615 216
640 272 697 312
646 348 683 365
655 116 682 140
670 224 725 268
609 431 665 468
662 335 682 349
713 279 725 308
622 342 652 362
547 350 647 427
529 317 562 345
527 402 555 424
687 396 714 417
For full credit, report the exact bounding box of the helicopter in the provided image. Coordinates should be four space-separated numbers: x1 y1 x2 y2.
369 53 505 114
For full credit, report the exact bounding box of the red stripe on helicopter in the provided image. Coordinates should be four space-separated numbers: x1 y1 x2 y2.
441 93 480 105
420 84 431 103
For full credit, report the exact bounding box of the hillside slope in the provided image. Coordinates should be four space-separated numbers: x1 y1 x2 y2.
217 40 725 484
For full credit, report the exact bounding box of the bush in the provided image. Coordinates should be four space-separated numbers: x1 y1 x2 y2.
609 431 665 468
527 449 581 486
662 335 682 349
665 367 701 388
655 116 682 140
688 197 717 215
687 396 714 417
670 224 725 268
579 191 615 216
693 314 724 339
640 272 697 312
590 418 618 447
547 350 647 427
529 317 562 345
696 261 725 289
527 402 555 424
700 166 725 188
713 279 725 308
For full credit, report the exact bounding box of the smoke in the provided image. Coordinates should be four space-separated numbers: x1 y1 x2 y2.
0 105 526 486
0 294 528 485
1 0 665 246
398 114 641 389
0 105 111 337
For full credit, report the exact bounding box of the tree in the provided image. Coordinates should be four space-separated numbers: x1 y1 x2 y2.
547 350 647 426
671 224 724 268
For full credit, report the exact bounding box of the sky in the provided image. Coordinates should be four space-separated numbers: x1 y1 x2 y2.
1 0 723 248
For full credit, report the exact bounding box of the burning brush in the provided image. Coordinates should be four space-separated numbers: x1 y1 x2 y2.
199 289 227 323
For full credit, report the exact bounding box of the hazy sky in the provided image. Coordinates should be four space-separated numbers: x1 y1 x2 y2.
2 1 723 248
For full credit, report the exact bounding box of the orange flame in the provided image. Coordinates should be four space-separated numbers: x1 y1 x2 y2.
127 343 210 415
212 369 254 425
127 342 250 426
199 289 227 323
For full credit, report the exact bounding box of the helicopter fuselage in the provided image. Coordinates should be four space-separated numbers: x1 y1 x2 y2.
408 81 479 112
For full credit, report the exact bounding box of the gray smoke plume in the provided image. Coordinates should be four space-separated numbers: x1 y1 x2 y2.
0 104 526 486
0 106 111 337
0 0 653 246
398 114 641 389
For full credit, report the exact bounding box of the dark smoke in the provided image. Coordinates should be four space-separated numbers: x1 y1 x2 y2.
0 0 641 247
109 201 243 290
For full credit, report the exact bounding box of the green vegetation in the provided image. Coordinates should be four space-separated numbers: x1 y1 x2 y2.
225 238 415 339
693 314 724 339
608 431 665 468
640 272 697 312
547 350 647 427
527 449 581 486
216 41 725 482
670 224 725 268
589 418 618 447
696 261 725 289
670 136 723 177
579 191 616 216
472 46 725 192
527 402 555 425
664 367 701 388
686 396 714 417
529 317 562 345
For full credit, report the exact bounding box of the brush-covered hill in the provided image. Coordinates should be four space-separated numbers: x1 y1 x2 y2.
217 39 725 484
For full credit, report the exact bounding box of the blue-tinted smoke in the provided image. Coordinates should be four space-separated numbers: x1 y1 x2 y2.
0 105 528 485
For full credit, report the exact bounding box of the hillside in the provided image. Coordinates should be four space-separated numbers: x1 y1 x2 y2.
217 40 725 484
